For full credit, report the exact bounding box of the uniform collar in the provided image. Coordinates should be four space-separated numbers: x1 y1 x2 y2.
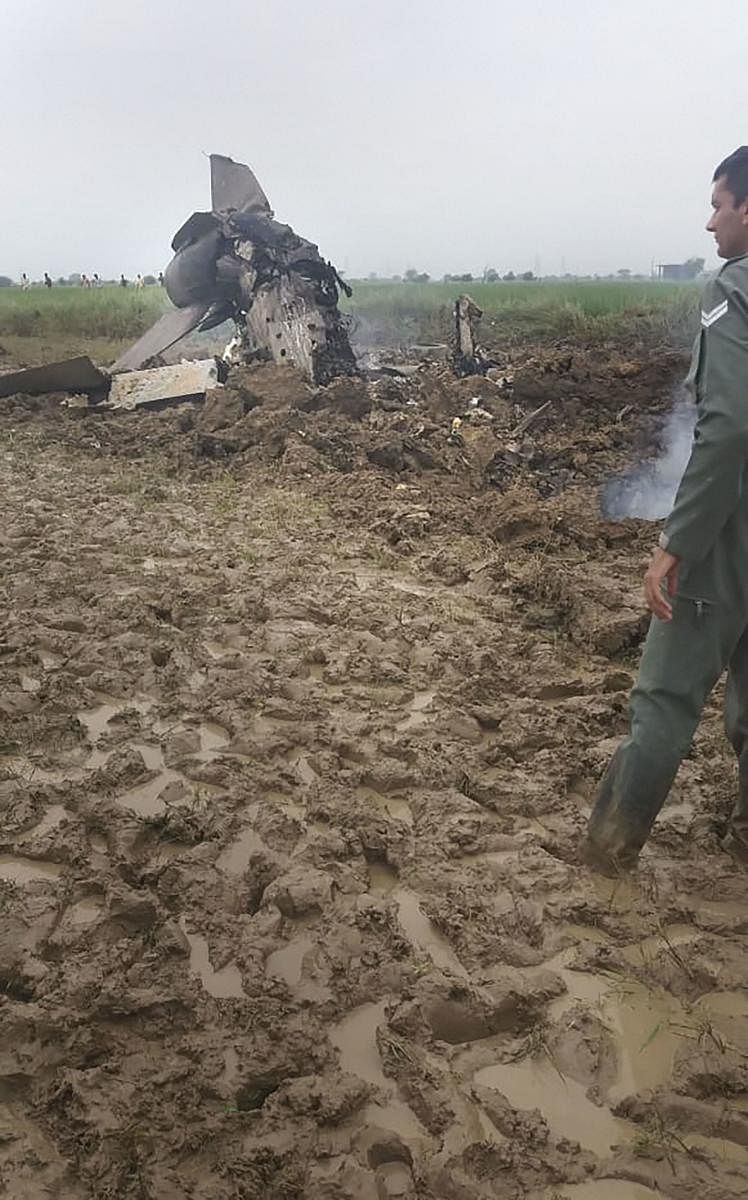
719 251 748 272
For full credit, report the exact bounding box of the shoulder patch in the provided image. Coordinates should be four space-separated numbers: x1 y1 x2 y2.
701 299 728 327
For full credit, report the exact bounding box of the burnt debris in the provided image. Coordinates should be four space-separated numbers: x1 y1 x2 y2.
113 154 358 385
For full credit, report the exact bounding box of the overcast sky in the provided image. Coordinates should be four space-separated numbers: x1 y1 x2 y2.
3 0 745 280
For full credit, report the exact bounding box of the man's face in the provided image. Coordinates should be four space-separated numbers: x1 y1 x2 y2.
706 176 748 259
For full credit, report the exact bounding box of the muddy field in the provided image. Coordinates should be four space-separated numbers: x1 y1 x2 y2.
1 337 748 1200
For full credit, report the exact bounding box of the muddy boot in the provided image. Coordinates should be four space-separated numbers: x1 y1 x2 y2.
582 737 680 873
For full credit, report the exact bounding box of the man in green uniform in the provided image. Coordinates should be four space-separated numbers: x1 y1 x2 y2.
584 146 748 872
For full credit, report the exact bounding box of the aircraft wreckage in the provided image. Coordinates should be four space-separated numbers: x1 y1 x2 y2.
112 154 358 384
0 155 359 407
0 155 495 409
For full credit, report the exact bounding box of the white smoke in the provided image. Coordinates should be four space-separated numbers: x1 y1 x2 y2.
601 387 696 520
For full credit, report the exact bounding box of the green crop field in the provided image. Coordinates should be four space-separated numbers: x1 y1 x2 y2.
0 286 168 340
341 278 702 346
0 278 703 347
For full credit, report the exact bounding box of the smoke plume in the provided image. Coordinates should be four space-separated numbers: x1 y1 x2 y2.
601 387 696 520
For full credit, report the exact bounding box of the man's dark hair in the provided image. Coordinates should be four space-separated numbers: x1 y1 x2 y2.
713 147 748 205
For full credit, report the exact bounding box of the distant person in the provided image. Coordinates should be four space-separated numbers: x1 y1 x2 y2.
92 273 100 287
44 272 52 289
158 271 164 287
20 273 29 290
80 273 88 288
135 273 144 289
584 145 748 872
120 274 128 288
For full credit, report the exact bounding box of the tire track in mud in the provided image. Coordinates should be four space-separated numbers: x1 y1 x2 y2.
1 380 748 1199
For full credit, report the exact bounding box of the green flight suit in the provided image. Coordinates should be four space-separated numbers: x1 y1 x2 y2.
587 252 748 866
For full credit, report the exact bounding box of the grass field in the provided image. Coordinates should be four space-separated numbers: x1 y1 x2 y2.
0 278 702 347
342 278 702 346
0 286 168 339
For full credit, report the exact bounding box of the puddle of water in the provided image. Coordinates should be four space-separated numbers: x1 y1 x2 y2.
262 789 305 821
331 1001 389 1087
115 770 183 817
180 918 245 998
205 640 241 660
78 694 152 742
222 1045 239 1091
37 648 62 669
85 747 113 770
217 826 266 875
200 722 230 753
23 805 67 840
0 855 62 884
684 895 748 928
265 937 313 986
369 862 398 894
620 924 699 966
355 786 414 826
390 578 433 597
547 946 691 1102
150 839 190 865
282 751 318 786
330 1002 428 1142
548 1183 661 1200
111 741 185 817
695 990 748 1019
133 742 165 772
66 896 103 927
470 848 525 871
476 1060 630 1155
396 689 436 733
395 888 468 978
687 1132 748 1165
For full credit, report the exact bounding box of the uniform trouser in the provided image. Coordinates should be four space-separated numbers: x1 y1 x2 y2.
587 587 748 864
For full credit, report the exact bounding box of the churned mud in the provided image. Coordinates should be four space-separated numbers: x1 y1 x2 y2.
1 341 747 1199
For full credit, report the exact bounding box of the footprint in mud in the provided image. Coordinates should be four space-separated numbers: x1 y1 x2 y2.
396 689 436 733
265 937 314 987
180 918 245 999
368 865 467 979
0 855 62 884
330 1001 428 1143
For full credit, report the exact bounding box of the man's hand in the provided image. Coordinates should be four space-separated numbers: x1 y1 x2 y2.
644 548 680 621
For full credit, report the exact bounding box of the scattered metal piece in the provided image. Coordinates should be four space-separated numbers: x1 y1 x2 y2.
453 294 497 376
511 399 552 439
0 357 109 399
111 303 210 374
105 359 220 411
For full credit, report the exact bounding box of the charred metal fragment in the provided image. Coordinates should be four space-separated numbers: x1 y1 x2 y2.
0 356 109 399
452 294 496 376
115 154 358 385
105 359 220 411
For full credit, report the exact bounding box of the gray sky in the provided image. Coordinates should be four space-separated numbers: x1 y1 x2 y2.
3 0 745 280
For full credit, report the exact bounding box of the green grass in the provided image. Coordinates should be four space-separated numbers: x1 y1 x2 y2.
0 285 168 339
0 278 702 348
342 278 702 346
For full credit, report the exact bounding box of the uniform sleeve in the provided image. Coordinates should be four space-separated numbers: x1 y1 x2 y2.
660 273 748 564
